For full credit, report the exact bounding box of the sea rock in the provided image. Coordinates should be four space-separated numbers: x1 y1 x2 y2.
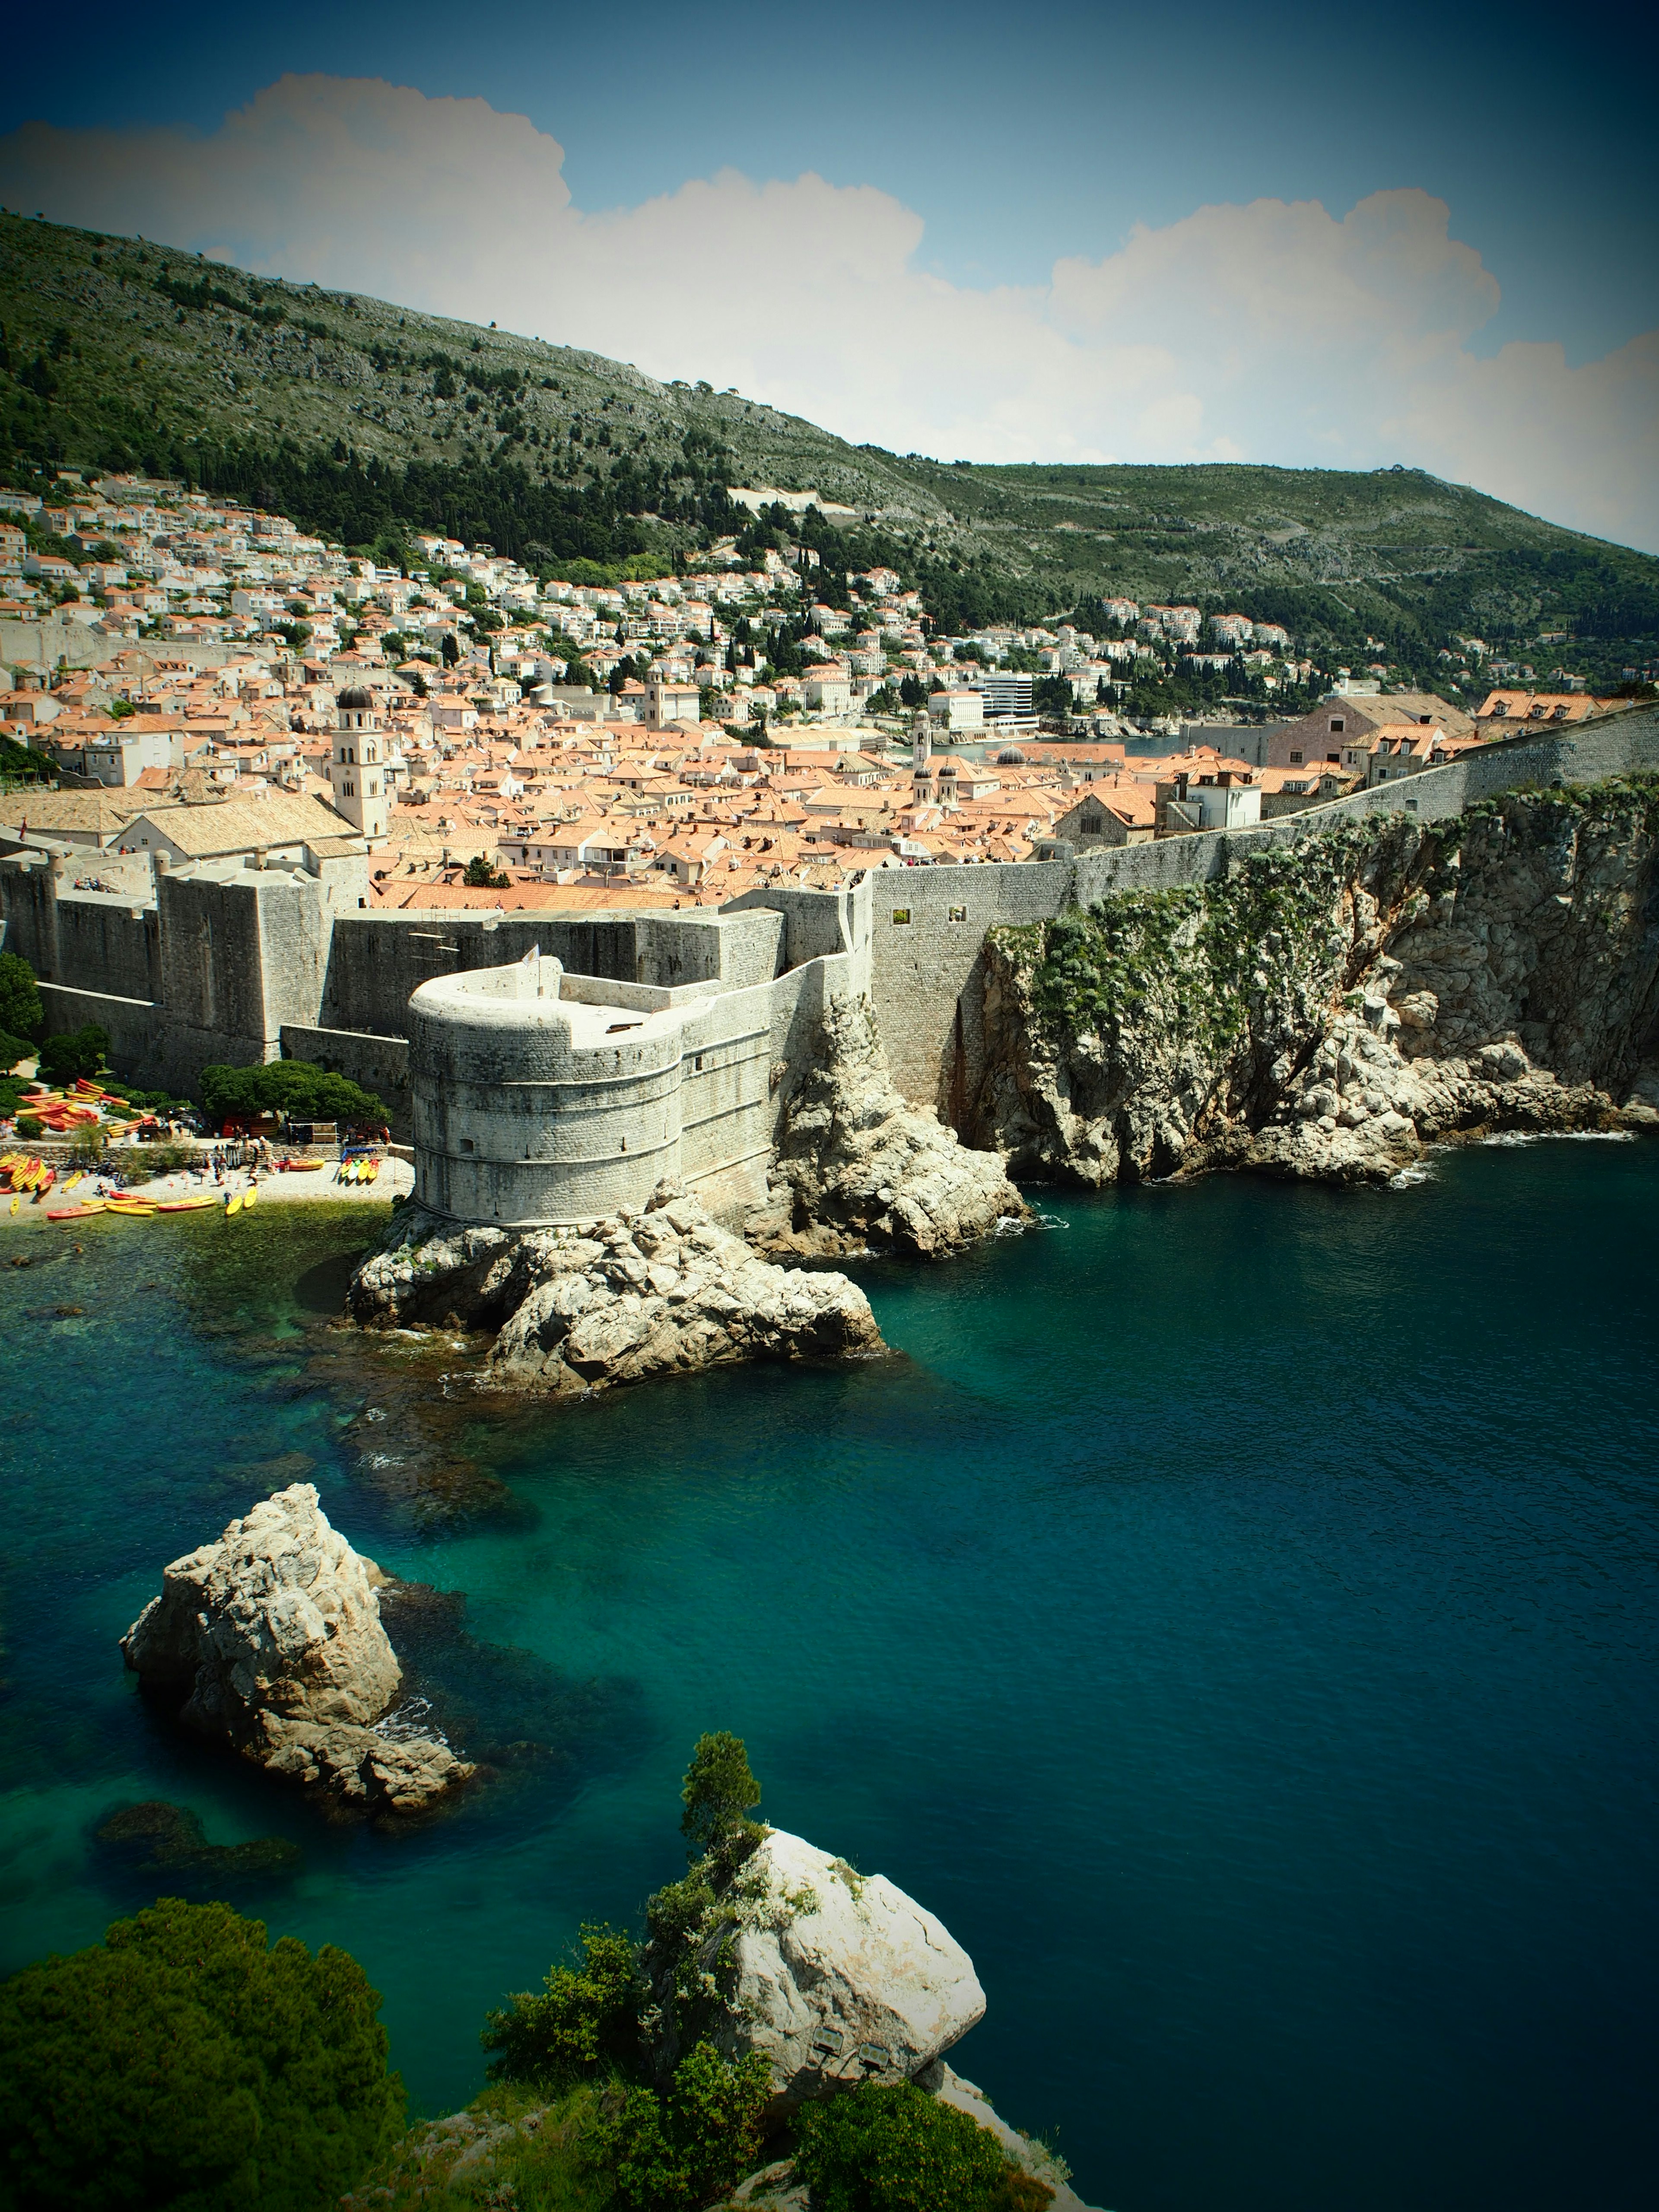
121 1483 473 1815
674 1827 985 2118
348 1183 885 1394
748 993 1028 1258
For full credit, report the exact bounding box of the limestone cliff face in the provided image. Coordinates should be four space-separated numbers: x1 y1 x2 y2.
746 994 1028 1258
970 781 1659 1187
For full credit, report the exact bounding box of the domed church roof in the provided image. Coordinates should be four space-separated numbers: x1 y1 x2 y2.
335 684 375 710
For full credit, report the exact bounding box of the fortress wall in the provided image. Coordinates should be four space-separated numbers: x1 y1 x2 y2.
410 954 691 1226
724 881 856 969
49 896 162 1006
401 912 874 1230
0 858 56 974
148 871 336 1087
36 982 169 1087
868 706 1659 1117
318 907 788 1043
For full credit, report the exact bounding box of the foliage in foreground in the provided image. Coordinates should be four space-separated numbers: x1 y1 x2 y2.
794 2082 1054 2212
594 2043 772 2211
0 1898 405 2212
483 1925 646 2089
199 1057 390 1127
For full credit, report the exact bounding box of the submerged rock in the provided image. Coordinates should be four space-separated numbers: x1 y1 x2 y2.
121 1483 474 1815
348 1183 885 1395
94 1801 301 1883
749 995 1028 1258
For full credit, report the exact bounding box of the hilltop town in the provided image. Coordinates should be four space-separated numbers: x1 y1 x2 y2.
2 474 1633 906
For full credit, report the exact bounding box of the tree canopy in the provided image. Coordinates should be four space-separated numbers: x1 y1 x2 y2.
36 1022 108 1085
0 1898 404 2212
199 1059 390 1127
679 1730 762 1864
0 950 43 1042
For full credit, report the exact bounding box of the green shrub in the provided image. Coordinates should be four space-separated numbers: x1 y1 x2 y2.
483 1925 646 2090
793 2081 1047 2212
0 1897 405 2210
199 1059 389 1128
0 1025 35 1070
36 1023 108 1085
595 2042 772 2212
0 952 42 1042
15 1113 43 1138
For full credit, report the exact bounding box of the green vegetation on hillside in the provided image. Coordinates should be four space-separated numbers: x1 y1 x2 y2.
4 211 1655 688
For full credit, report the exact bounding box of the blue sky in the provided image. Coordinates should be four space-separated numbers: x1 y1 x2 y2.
4 0 1656 545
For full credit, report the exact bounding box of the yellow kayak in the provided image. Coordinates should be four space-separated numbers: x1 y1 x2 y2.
156 1196 217 1213
225 1191 243 1216
243 1182 259 1209
7 1195 16 1216
107 1200 158 1217
63 1171 83 1192
364 1158 381 1183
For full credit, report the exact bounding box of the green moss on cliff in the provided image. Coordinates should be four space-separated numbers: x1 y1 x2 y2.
996 819 1403 1059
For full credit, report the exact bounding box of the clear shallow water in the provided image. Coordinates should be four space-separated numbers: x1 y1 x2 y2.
2 1143 1656 2212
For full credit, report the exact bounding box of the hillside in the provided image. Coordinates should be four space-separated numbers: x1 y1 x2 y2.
3 211 1656 684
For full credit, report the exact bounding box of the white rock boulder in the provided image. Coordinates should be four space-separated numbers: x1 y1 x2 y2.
349 1185 886 1394
705 1828 986 2114
121 1483 473 1815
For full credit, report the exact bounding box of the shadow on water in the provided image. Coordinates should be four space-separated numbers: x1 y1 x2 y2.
379 1580 651 1821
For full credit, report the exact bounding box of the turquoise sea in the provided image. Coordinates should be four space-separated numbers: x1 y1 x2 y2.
2 1138 1656 2211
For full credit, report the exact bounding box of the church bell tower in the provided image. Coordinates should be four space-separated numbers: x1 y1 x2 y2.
331 685 388 845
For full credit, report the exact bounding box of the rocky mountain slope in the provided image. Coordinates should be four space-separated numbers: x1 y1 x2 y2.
970 777 1659 1187
4 211 1656 670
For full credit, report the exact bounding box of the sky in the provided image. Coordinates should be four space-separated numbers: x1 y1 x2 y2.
2 0 1656 550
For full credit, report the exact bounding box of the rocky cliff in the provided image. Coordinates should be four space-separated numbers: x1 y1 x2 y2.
348 1182 884 1391
971 780 1659 1186
122 1484 474 1815
747 994 1028 1258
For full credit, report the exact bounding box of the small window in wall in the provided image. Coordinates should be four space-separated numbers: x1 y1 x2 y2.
460 1137 475 1153
693 1054 704 1071
1405 798 1419 812
1329 718 1345 734
1289 750 1302 764
891 907 912 925
947 905 968 923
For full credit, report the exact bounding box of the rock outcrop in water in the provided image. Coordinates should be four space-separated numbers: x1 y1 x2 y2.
347 1182 884 1392
972 782 1659 1188
650 1827 986 2117
121 1483 473 1815
746 994 1028 1258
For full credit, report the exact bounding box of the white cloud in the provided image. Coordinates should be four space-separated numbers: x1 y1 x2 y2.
3 73 1654 549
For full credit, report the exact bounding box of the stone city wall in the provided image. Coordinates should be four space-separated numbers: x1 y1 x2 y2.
871 706 1659 1112
405 899 869 1229
5 707 1654 1159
